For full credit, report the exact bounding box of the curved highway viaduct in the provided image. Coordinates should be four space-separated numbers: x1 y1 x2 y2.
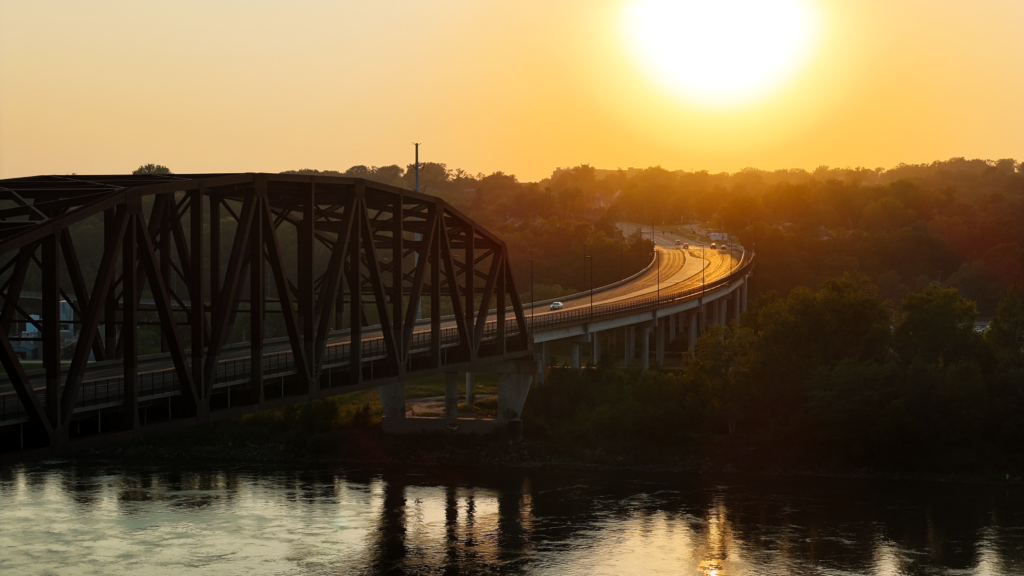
0 174 752 458
526 227 750 378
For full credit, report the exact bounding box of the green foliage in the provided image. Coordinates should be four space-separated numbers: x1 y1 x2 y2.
527 275 1024 470
988 284 1024 362
893 286 981 366
132 163 171 175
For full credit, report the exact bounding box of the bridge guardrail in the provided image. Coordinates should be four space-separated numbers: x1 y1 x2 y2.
522 252 751 335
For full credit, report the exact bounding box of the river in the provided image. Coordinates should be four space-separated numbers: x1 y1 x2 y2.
1 461 1022 575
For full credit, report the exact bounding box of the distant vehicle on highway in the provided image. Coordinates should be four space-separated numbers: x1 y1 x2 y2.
683 242 689 249
550 302 563 310
675 239 681 245
711 242 717 249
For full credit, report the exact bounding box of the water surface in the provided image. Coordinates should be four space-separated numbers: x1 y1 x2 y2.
1 461 1022 575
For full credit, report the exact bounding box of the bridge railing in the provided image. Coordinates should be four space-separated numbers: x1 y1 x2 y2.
523 252 753 335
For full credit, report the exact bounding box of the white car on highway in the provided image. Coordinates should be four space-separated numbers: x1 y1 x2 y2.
550 302 563 310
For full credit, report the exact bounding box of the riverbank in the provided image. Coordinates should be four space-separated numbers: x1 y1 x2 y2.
54 366 1024 486
75 414 1023 487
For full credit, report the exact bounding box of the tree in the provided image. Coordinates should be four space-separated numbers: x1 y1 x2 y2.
133 164 171 175
892 286 980 366
988 284 1024 366
402 161 451 192
684 325 758 433
755 272 890 372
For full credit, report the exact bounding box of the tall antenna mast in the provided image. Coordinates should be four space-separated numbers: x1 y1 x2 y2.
413 142 424 192
412 143 425 319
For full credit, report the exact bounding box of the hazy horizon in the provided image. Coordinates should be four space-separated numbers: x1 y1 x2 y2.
2 0 1022 181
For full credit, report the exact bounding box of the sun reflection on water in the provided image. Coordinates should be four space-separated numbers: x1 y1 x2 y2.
0 465 1022 575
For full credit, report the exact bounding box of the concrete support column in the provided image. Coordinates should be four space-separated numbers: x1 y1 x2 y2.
535 341 547 386
377 383 406 420
720 298 728 339
641 326 652 370
571 342 581 372
625 326 634 367
711 299 720 327
445 372 459 420
466 372 475 407
699 301 707 332
742 278 749 312
497 372 533 422
669 313 676 341
592 331 601 365
656 317 666 365
689 311 698 357
734 290 742 322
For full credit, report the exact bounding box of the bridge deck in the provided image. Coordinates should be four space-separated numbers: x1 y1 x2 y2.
1 242 746 427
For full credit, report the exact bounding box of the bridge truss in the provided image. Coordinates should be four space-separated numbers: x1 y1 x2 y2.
0 173 530 456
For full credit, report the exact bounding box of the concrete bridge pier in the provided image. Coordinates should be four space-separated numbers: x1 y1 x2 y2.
669 314 676 341
381 359 537 435
689 311 698 356
625 326 635 367
742 277 749 312
567 333 591 372
378 382 406 420
496 358 539 438
700 301 707 332
640 322 654 370
445 372 459 420
592 331 601 365
656 317 666 365
497 372 533 422
733 289 742 322
466 372 476 407
535 341 547 385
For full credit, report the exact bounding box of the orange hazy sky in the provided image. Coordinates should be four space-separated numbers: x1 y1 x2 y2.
1 0 1022 182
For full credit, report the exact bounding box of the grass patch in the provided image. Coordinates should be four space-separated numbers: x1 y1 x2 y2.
1 360 64 375
403 372 498 399
473 396 498 410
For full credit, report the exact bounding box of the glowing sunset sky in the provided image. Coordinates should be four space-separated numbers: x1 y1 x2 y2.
1 0 1021 181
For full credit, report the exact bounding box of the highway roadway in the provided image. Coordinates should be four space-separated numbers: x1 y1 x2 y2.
0 223 743 412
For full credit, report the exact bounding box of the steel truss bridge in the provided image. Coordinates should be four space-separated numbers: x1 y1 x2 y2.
0 174 753 461
0 173 535 459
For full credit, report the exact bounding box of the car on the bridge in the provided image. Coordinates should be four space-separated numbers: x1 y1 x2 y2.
550 302 563 310
683 242 689 249
711 242 716 249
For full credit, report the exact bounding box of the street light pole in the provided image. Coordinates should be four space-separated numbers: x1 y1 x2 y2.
620 237 625 279
701 243 706 330
586 255 593 323
529 254 534 328
656 250 661 306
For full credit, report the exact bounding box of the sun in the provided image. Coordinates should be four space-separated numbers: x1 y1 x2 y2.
624 0 818 106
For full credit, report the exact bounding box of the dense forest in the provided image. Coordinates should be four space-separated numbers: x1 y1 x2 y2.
288 157 1024 314
278 158 1024 470
526 275 1024 471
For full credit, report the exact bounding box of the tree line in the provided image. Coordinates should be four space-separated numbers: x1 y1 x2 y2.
526 274 1024 471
